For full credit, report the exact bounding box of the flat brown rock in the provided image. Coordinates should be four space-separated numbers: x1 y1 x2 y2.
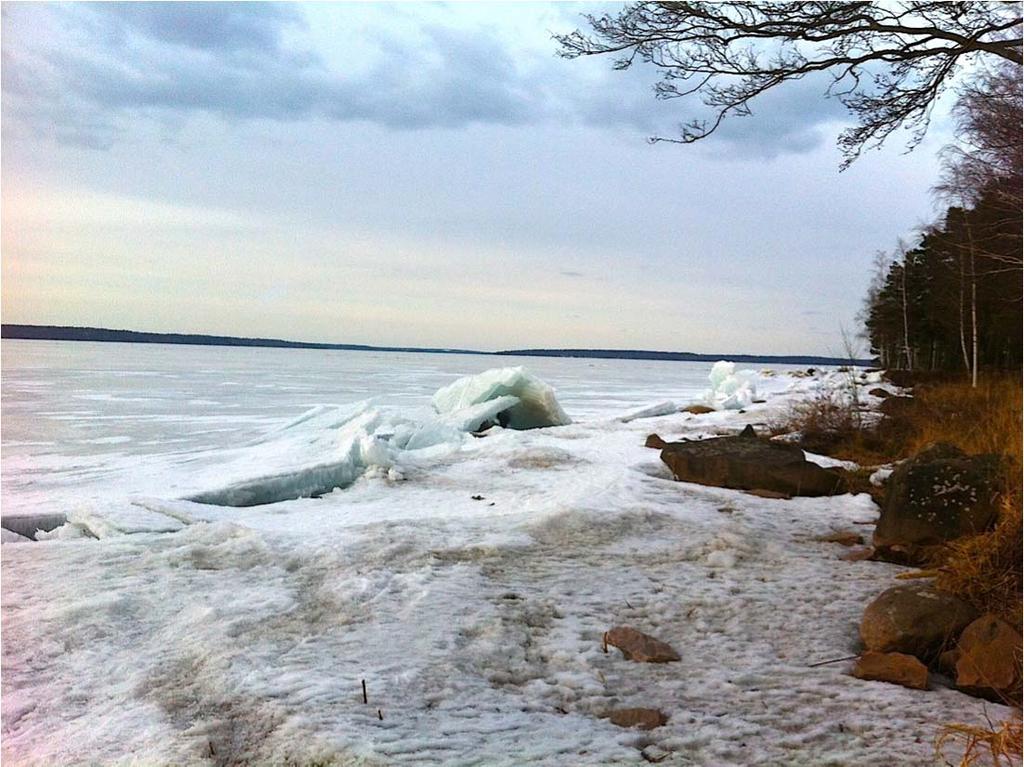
604 626 680 663
608 708 668 730
682 404 716 415
817 531 864 546
658 425 848 497
852 651 928 689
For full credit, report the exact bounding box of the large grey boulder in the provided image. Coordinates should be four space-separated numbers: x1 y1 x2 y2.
655 426 848 497
873 443 1003 560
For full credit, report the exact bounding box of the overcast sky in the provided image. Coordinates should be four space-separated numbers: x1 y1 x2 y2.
2 2 952 355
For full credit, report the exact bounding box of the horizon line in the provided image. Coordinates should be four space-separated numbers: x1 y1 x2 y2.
0 323 875 366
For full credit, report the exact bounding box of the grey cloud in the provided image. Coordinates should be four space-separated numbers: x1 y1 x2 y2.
89 2 304 54
706 72 849 155
2 3 541 145
321 24 536 128
1 3 849 155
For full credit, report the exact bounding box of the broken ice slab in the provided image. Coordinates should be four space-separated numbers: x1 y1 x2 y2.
432 367 571 429
0 513 67 540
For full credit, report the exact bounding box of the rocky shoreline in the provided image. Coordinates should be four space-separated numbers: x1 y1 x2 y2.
642 369 1021 717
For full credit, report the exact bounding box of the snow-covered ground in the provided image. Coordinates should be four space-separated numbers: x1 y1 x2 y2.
1 342 1008 765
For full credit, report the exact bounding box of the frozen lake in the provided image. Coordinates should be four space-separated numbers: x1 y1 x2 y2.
1 340 797 521
2 341 1001 766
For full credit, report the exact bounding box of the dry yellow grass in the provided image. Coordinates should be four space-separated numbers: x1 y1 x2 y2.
933 499 1023 621
936 715 1023 767
907 379 1023 490
906 379 1024 622
784 375 1023 475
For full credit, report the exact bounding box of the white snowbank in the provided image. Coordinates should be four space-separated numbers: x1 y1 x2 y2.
432 367 571 429
703 360 758 410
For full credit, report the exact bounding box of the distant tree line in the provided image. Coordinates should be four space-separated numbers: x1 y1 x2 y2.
862 64 1022 379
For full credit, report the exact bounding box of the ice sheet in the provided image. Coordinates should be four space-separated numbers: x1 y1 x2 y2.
617 400 678 422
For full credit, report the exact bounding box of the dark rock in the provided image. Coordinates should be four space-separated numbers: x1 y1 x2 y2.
860 584 977 661
955 614 1023 701
937 648 960 676
873 443 1003 560
852 651 929 689
868 387 893 399
608 708 668 730
657 426 848 497
884 370 916 388
604 626 680 663
878 396 916 417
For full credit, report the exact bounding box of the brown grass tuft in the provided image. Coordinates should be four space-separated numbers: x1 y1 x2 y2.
936 714 1023 767
934 500 1023 622
780 375 1023 476
775 387 872 457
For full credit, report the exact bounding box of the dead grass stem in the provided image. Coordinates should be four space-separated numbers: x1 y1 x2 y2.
937 714 1023 767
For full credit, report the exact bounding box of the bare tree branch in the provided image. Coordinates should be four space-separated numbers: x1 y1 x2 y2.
556 2 1023 168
